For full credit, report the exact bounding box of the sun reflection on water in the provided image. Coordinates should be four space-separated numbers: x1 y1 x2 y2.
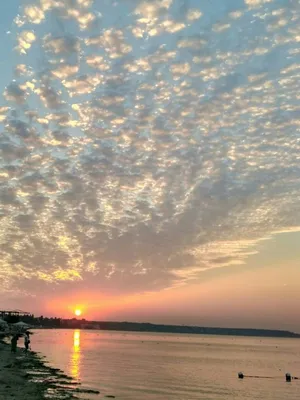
70 329 81 380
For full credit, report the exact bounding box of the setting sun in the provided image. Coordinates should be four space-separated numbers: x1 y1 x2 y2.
74 309 82 317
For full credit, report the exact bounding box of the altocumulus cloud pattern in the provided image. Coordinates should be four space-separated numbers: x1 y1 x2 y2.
0 0 300 297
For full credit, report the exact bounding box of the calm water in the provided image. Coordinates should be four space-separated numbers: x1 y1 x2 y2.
32 329 300 400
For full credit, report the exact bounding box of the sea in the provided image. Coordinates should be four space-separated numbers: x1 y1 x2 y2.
32 329 300 400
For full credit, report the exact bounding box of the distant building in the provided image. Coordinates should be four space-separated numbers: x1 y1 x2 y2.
0 310 33 324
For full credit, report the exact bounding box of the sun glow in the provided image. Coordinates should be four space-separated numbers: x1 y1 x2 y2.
71 330 80 380
74 309 82 317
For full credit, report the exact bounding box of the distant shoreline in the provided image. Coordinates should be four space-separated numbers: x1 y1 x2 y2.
34 320 300 339
14 314 300 338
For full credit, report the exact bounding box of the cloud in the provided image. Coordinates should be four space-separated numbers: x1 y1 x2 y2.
177 37 207 50
15 64 30 77
40 0 65 12
62 74 102 97
213 23 231 33
186 9 202 21
44 35 80 55
244 0 273 8
86 55 110 71
170 62 191 75
5 119 36 139
77 0 94 7
134 0 173 19
16 30 36 54
24 5 45 24
0 0 300 299
4 83 27 104
66 9 95 30
85 29 132 58
51 64 79 80
36 84 65 109
0 107 9 122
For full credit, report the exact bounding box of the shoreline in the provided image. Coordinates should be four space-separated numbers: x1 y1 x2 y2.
0 340 99 400
28 321 300 339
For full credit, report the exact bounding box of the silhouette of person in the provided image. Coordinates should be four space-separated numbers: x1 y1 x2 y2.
24 331 30 352
11 335 18 353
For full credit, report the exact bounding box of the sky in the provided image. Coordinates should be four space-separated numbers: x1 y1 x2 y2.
0 0 300 332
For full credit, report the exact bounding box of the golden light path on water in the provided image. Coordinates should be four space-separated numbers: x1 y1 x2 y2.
71 329 81 381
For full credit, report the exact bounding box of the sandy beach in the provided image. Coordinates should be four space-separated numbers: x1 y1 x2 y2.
0 342 47 399
0 352 35 399
0 340 99 400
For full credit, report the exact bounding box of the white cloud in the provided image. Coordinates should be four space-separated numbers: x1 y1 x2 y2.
186 9 202 21
24 6 45 24
244 0 273 8
0 0 300 297
86 55 110 71
51 64 79 79
85 29 132 58
44 35 80 55
16 30 36 54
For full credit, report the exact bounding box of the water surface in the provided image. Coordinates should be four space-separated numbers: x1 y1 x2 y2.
33 329 300 399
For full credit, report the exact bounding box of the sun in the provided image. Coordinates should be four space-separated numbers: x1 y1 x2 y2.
74 309 82 317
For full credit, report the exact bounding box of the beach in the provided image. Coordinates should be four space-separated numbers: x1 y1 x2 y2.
0 339 99 400
0 341 46 399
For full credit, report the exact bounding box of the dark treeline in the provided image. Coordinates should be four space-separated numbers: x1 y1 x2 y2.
17 315 300 338
22 315 61 328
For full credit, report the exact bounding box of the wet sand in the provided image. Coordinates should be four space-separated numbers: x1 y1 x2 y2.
0 341 99 399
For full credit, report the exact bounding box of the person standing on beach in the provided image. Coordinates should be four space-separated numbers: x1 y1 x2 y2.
24 331 30 352
11 334 18 353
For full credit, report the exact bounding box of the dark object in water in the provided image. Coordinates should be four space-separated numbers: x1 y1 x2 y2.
73 388 100 394
240 371 299 382
237 372 275 380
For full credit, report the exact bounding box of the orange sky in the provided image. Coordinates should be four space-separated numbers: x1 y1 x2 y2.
39 231 300 332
